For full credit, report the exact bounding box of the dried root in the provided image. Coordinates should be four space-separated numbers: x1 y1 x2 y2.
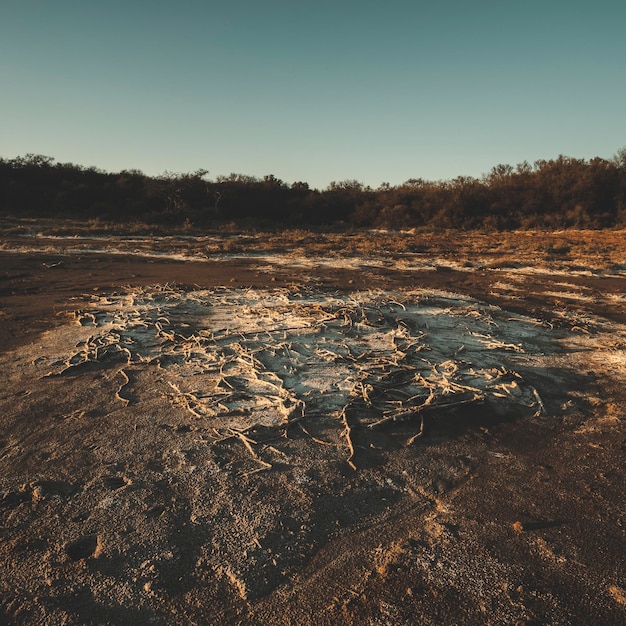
231 430 272 475
114 369 131 406
340 405 358 471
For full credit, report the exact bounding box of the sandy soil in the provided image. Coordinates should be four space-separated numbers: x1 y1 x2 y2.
1 223 625 625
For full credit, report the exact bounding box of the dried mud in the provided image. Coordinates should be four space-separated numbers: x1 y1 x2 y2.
0 224 625 625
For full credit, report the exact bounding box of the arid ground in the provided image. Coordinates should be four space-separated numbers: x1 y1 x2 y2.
1 221 625 625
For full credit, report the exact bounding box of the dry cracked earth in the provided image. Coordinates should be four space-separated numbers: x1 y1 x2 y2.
0 222 625 625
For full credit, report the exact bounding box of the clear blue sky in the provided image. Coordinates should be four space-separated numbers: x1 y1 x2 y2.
2 0 624 189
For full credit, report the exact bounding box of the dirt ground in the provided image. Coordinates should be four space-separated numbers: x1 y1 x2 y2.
0 223 625 625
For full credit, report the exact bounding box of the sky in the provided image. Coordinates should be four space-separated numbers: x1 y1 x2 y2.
2 0 625 189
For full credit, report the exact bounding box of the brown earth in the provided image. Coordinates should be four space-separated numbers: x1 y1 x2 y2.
0 225 625 625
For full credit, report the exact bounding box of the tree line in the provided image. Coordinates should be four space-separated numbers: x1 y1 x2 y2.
1 150 625 229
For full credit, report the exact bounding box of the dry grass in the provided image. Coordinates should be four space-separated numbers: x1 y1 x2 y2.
3 218 624 272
